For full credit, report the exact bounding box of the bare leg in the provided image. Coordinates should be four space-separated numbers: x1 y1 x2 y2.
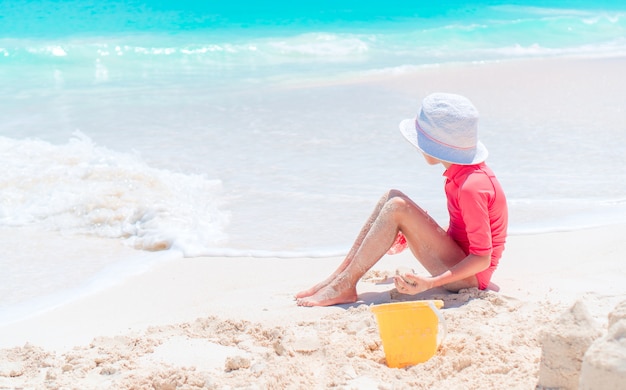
297 191 400 306
397 196 478 293
296 190 477 307
294 193 391 299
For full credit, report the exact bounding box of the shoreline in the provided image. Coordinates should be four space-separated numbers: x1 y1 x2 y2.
3 223 624 349
2 224 625 388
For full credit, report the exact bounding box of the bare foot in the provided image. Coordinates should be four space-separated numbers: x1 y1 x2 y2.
296 284 358 307
295 257 354 299
294 274 338 299
294 281 327 299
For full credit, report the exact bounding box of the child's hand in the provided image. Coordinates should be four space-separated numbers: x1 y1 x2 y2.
394 273 433 295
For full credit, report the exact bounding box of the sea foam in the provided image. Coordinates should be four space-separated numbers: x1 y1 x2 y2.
0 132 228 256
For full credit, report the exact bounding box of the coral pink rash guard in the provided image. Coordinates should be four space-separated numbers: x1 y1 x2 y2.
444 162 508 289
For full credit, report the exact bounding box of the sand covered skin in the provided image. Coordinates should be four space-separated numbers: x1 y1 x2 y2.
2 223 626 389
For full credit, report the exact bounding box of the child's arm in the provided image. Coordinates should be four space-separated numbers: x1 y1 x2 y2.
395 253 490 294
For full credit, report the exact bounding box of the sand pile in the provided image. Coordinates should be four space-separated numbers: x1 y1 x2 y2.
536 299 626 390
580 300 626 390
536 300 603 389
0 288 555 389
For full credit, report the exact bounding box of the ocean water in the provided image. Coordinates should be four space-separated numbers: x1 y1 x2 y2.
2 0 626 324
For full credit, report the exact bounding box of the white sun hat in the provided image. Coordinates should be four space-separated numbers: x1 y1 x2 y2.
399 93 488 165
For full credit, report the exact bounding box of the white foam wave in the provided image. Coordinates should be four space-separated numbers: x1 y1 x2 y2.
0 132 228 255
266 33 369 58
3 31 370 60
3 12 625 73
485 38 626 58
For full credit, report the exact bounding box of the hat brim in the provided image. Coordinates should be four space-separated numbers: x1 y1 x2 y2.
399 118 488 165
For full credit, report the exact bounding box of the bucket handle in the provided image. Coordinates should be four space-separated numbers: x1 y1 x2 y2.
428 300 447 347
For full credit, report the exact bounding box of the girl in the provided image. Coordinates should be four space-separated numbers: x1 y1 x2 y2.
296 93 508 307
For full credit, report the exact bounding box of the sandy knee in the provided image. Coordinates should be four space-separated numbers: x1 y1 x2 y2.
387 188 409 200
385 193 418 220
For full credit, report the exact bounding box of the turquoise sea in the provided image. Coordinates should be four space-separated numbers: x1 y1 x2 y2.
1 1 626 323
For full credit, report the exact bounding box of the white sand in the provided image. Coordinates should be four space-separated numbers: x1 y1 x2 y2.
1 223 625 389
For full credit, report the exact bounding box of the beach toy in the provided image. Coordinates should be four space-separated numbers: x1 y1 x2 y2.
371 300 446 368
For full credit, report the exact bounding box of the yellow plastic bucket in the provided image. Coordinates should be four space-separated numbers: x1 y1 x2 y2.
371 300 446 368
